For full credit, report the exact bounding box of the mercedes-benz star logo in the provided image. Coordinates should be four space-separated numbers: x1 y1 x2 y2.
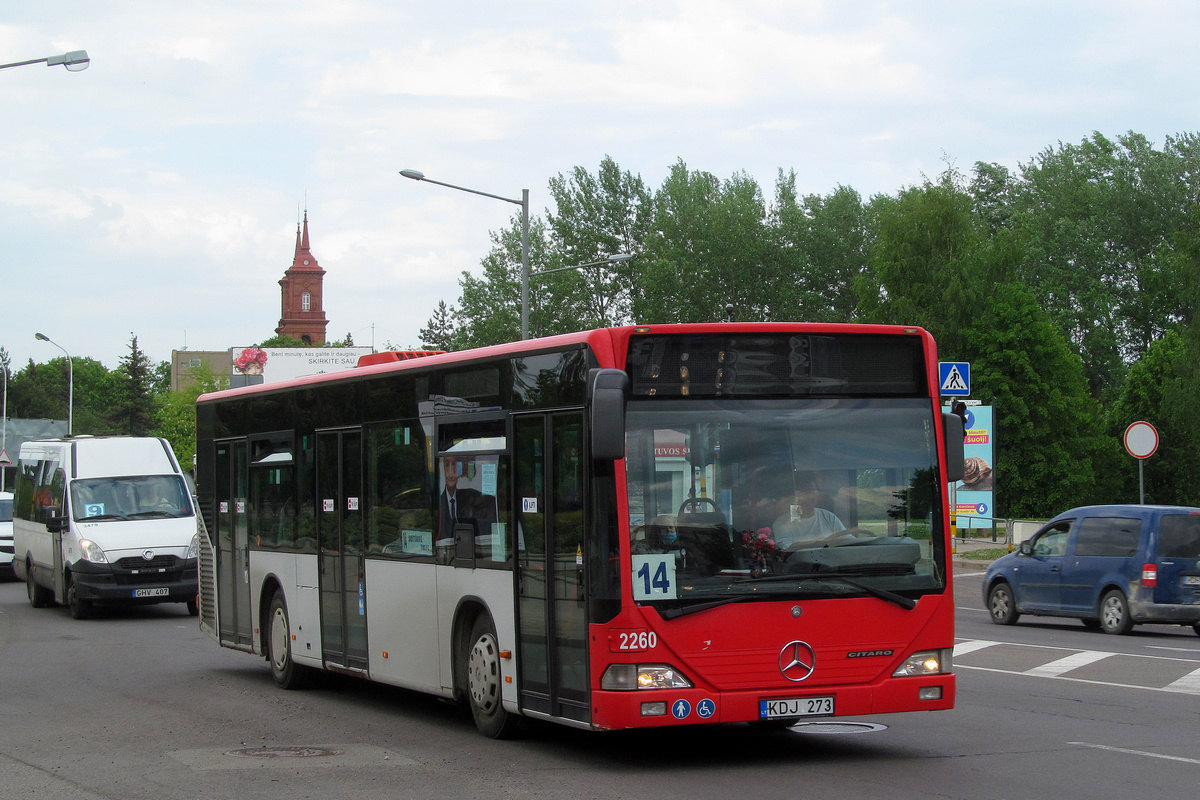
778 640 816 682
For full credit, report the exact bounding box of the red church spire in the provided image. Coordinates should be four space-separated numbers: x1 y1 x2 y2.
276 208 328 344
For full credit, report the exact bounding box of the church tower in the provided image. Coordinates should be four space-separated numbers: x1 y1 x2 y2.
276 210 328 345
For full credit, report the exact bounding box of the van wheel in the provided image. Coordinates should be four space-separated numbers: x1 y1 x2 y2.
67 575 91 620
26 563 52 609
987 582 1020 625
1099 590 1133 635
186 598 199 616
267 590 315 690
465 615 520 739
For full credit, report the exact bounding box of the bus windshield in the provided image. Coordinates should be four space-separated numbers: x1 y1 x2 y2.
624 397 946 611
70 475 195 521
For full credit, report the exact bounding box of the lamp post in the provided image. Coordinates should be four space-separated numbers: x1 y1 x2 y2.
529 254 633 329
1 358 7 492
35 333 73 435
0 50 90 72
400 168 531 339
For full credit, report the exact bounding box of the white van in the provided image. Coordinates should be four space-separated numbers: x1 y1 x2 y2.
12 436 198 619
0 490 13 577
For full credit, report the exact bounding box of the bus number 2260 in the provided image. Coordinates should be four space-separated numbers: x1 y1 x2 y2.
610 630 658 652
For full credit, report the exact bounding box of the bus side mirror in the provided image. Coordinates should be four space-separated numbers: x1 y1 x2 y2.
942 412 965 482
589 368 629 461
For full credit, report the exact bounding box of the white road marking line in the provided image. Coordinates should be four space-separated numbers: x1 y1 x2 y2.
953 640 1000 656
1070 742 1200 765
1024 650 1112 677
954 570 987 577
956 663 1200 696
1166 666 1200 692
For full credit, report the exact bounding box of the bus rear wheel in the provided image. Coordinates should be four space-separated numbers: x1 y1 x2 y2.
268 590 316 690
466 615 519 739
27 562 52 609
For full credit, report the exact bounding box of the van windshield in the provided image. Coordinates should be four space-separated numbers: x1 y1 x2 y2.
70 475 194 521
0 497 12 523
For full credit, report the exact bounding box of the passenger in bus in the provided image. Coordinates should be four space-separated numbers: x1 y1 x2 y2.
771 474 846 549
439 456 496 539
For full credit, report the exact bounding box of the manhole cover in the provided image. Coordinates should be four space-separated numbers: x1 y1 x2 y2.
788 721 887 735
225 746 343 759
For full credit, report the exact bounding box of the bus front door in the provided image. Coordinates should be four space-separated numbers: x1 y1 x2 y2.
316 429 368 673
514 412 590 725
216 440 253 649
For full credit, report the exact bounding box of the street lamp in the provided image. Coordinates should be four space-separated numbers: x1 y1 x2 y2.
0 50 90 72
400 168 532 339
1 357 7 492
529 253 633 328
35 333 73 435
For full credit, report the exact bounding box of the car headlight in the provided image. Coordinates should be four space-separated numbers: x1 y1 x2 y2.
892 649 952 677
601 664 694 691
79 539 109 564
186 533 199 560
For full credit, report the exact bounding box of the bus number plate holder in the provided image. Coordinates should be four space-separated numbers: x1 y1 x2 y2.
760 696 835 720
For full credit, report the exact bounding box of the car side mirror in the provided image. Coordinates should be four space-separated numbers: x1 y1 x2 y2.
1018 540 1033 556
47 515 69 534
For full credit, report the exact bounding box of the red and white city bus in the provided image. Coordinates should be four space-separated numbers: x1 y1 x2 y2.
195 323 964 737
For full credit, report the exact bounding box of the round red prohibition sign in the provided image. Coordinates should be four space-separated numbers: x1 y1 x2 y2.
1123 421 1159 460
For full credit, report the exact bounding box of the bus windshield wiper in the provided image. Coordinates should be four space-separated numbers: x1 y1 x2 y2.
658 596 751 620
735 572 917 610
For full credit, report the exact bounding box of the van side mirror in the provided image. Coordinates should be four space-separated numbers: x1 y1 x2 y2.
942 412 965 482
588 368 629 461
47 515 69 534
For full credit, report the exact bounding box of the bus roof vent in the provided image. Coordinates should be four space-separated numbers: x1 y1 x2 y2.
357 350 446 367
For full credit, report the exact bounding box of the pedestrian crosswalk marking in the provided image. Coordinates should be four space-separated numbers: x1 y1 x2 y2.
1024 650 1112 678
1166 666 1200 692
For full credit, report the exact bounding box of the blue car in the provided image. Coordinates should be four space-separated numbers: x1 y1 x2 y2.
983 505 1200 635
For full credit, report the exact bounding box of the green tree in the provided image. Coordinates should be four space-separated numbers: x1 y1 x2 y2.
110 335 159 436
256 333 308 348
771 175 871 322
419 300 457 351
637 161 773 324
156 362 228 471
452 215 552 347
9 356 117 435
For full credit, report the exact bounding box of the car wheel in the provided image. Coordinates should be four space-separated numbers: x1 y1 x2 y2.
1099 589 1134 635
465 614 520 739
987 582 1020 625
67 574 91 620
267 590 316 689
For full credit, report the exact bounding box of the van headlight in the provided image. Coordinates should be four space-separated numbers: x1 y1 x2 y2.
186 533 199 560
892 649 952 677
601 664 693 690
79 539 109 564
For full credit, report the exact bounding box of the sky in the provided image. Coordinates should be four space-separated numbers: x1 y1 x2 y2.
4 0 1200 373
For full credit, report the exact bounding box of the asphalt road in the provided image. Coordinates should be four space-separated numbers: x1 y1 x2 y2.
1 570 1198 800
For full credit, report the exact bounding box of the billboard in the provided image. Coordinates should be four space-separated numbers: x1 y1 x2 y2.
953 404 994 529
230 346 373 386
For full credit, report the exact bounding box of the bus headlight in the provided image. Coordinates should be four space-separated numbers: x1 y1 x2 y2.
186 533 199 560
601 664 693 691
892 649 952 677
79 539 109 564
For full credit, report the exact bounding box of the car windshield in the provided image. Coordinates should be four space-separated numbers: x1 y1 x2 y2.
70 475 194 521
624 398 947 612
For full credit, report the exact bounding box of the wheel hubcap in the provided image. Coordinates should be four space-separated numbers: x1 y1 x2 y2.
992 591 1009 619
468 632 501 714
1103 598 1123 628
271 608 289 670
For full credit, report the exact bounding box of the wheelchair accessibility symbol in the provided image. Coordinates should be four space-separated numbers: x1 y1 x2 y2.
696 698 715 719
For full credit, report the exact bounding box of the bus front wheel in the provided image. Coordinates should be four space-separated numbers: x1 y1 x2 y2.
466 615 519 739
268 590 316 690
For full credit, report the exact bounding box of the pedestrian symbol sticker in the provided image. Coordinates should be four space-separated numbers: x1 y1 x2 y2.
939 362 970 396
672 699 692 719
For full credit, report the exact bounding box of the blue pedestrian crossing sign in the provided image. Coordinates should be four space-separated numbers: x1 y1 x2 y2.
939 362 970 396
